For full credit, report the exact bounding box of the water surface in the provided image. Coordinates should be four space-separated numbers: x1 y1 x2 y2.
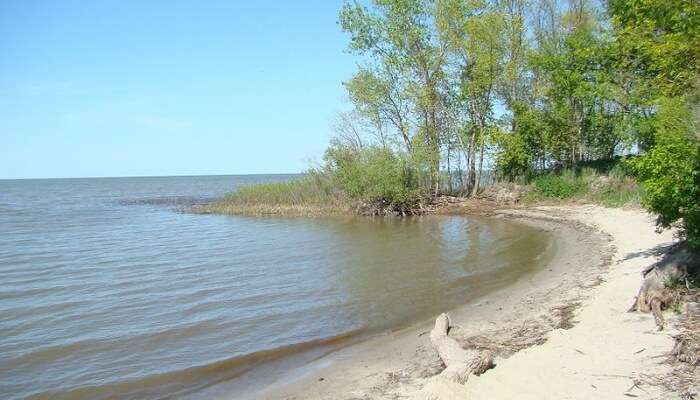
0 175 552 399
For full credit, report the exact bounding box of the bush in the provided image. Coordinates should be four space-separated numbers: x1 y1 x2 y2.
530 171 587 200
324 144 421 212
204 144 425 216
631 97 700 250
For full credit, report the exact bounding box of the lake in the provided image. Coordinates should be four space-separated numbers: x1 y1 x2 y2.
0 175 552 399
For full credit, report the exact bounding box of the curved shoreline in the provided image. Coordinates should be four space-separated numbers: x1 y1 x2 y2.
185 212 560 400
209 204 663 400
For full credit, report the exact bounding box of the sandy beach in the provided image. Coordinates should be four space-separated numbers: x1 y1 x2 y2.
241 204 679 400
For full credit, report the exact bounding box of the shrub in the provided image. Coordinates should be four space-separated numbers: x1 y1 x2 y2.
631 97 700 250
324 144 421 212
530 172 587 200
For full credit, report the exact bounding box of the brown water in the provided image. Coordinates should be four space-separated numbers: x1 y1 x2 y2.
0 175 553 399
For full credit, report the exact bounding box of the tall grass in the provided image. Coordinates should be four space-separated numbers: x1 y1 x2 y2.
526 164 642 207
200 173 349 216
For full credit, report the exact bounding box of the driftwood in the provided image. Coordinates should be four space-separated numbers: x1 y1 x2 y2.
429 313 493 383
630 246 699 330
417 314 494 400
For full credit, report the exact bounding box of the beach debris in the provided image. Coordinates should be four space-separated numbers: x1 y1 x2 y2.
417 313 493 399
630 246 699 397
630 245 699 330
429 313 494 384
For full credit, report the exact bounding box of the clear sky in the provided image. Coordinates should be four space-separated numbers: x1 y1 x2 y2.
0 1 355 179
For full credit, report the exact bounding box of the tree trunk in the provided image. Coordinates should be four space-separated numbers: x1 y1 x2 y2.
446 147 453 194
471 129 485 197
467 132 476 195
455 131 471 195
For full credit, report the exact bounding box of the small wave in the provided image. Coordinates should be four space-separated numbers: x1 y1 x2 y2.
26 330 363 400
118 196 217 207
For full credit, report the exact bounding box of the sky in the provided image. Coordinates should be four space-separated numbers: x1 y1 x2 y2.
0 1 356 179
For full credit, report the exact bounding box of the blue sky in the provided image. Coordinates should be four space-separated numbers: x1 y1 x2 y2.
0 1 355 179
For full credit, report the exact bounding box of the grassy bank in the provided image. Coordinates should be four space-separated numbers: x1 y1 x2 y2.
199 145 427 217
197 174 349 216
200 163 642 218
523 165 642 207
195 154 642 215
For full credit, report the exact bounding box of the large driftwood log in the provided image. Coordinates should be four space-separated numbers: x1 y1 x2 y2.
630 246 698 330
429 313 493 384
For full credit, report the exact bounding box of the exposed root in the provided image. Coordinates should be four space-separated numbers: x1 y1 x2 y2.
631 244 700 397
630 245 700 330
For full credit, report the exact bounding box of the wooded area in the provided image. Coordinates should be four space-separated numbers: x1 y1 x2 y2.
327 0 699 247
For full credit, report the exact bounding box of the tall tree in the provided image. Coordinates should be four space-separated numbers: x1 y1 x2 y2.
609 0 700 249
340 0 447 194
437 0 506 194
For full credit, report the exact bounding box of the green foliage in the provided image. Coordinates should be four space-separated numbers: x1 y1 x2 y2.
495 102 548 179
630 97 700 249
223 173 339 207
525 163 642 207
530 172 587 200
609 0 700 97
608 0 700 250
664 275 686 290
211 0 700 229
493 125 533 180
324 144 421 210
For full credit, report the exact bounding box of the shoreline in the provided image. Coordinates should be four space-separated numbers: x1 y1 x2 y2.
214 204 677 400
235 206 673 400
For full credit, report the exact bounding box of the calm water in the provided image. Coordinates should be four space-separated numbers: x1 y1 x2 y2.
0 175 552 399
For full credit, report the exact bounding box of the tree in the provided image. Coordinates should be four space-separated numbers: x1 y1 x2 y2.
437 0 506 194
340 0 447 194
609 0 700 249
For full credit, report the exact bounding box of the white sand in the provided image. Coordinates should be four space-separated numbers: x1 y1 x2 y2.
459 206 677 399
242 205 678 400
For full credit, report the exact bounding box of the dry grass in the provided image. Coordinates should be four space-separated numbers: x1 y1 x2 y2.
637 285 699 398
665 299 700 397
524 167 642 207
454 300 583 358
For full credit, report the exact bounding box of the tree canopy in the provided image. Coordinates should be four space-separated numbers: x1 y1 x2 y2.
327 0 698 246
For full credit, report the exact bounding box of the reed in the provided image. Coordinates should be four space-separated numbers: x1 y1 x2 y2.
198 174 350 216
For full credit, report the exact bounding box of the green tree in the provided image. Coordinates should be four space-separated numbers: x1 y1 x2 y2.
610 0 700 249
340 0 446 194
437 0 506 194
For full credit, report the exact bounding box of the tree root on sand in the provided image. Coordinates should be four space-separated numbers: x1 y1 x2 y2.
629 244 699 330
418 313 493 400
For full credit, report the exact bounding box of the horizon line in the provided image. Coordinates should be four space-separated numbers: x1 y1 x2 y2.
0 172 305 181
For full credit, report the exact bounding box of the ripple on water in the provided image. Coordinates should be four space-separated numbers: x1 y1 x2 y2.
0 176 553 400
